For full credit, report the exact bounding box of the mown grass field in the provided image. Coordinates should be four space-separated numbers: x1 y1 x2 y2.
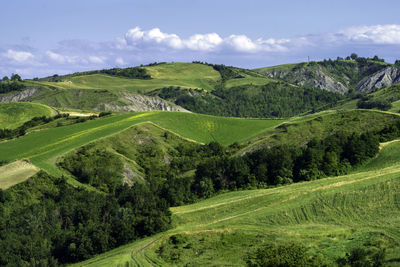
31 63 221 93
0 160 39 189
75 139 400 266
0 102 55 129
0 111 283 177
224 75 275 88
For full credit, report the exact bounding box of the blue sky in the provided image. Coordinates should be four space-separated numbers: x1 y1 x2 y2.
1 0 400 78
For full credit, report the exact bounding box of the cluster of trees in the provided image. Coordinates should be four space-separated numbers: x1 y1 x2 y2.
357 96 393 111
0 172 171 265
0 74 25 94
192 132 380 197
150 83 343 118
68 67 151 80
98 67 150 79
59 146 124 193
245 243 385 267
245 243 324 267
192 61 245 81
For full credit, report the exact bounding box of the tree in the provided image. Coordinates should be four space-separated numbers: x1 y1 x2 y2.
350 53 358 60
395 60 400 68
2 76 8 81
10 73 21 81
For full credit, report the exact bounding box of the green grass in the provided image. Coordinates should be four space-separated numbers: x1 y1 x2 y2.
359 140 400 171
0 111 282 177
0 102 55 129
240 109 400 154
253 62 300 73
75 140 400 266
224 75 275 88
30 63 220 93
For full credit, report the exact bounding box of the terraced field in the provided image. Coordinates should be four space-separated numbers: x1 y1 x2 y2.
76 140 400 266
0 102 55 129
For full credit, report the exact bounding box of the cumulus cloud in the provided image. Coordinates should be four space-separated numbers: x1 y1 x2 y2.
2 24 400 78
46 51 78 64
337 24 400 44
123 26 289 53
3 49 34 63
88 56 105 64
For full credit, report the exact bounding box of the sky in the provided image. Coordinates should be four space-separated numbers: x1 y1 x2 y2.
1 0 400 78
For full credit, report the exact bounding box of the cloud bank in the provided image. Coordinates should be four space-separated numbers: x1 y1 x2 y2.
1 24 400 78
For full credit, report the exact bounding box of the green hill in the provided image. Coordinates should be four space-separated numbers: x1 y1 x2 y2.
0 102 55 129
75 139 400 266
32 63 221 93
0 111 282 178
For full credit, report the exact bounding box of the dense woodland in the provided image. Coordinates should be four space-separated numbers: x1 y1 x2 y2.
149 83 343 118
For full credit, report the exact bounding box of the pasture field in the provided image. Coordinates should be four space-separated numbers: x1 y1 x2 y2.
0 102 55 129
30 63 220 93
0 111 283 177
75 140 400 266
224 75 274 88
0 160 39 189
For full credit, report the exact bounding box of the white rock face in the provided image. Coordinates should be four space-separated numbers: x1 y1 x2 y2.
97 93 190 112
356 66 400 93
262 67 348 93
0 88 40 102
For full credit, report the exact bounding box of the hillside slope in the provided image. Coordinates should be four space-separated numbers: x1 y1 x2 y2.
76 139 400 266
254 59 397 93
0 102 55 129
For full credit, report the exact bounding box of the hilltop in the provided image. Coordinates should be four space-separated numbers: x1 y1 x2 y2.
254 56 400 94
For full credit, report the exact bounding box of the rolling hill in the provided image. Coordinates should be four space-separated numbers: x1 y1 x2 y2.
2 58 400 266
75 139 400 266
254 58 398 94
0 102 55 129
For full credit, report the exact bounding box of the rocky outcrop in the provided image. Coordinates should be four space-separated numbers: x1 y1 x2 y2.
97 93 190 112
356 66 400 93
261 67 348 93
0 88 40 102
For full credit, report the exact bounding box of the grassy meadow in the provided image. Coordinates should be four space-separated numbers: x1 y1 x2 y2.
0 102 55 129
75 139 400 266
30 63 221 93
0 111 283 177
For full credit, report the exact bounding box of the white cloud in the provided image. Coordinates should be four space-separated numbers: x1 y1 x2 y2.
338 24 400 44
125 26 183 49
46 51 78 64
185 33 223 51
115 57 125 65
88 56 105 64
123 26 289 53
3 49 34 62
225 35 258 52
